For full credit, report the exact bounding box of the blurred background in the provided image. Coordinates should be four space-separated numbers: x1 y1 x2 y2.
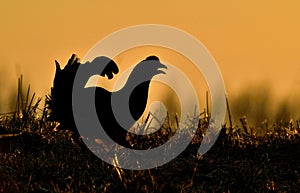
1 0 300 126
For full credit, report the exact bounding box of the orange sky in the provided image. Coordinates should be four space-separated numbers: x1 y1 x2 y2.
1 1 300 113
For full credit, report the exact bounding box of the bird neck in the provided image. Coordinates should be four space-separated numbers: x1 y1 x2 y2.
128 81 151 120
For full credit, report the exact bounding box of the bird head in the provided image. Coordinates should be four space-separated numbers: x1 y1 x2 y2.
144 55 167 75
127 56 167 84
78 56 119 81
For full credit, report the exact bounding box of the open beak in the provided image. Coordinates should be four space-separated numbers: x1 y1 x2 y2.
157 63 168 75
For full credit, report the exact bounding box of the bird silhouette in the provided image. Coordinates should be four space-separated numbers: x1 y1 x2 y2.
46 54 119 140
47 54 168 149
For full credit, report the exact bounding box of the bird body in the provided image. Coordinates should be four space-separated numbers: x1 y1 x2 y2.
87 56 167 148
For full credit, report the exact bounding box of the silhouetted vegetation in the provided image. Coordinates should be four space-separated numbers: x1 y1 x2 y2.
1 76 300 192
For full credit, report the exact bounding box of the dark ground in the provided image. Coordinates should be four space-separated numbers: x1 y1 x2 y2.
0 111 300 193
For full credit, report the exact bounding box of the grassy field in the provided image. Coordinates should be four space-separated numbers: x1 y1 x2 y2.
0 80 300 193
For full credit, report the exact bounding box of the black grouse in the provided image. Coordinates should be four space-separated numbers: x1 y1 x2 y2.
47 54 167 149
46 54 119 141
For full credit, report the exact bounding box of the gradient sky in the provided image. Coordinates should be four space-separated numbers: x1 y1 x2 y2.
1 0 300 113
